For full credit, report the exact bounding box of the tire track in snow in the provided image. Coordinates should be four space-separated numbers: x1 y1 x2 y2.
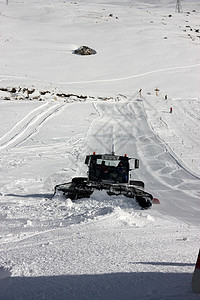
0 103 65 150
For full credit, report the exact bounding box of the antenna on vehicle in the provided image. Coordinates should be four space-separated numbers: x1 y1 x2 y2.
175 0 182 13
111 144 115 155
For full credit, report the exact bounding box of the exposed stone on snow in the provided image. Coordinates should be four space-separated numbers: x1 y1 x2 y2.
73 46 97 55
0 86 119 102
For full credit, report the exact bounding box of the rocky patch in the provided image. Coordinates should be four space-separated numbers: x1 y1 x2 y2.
73 45 97 55
0 86 121 102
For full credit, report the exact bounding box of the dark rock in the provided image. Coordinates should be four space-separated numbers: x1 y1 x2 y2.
56 93 87 99
11 87 17 93
28 88 35 94
73 46 97 55
77 95 87 99
0 87 8 92
56 93 71 98
40 91 50 95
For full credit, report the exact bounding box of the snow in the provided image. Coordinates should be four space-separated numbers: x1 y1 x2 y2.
0 0 200 299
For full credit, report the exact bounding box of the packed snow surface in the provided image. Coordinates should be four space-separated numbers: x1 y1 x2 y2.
0 0 200 299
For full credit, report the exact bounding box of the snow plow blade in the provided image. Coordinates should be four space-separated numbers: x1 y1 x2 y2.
152 198 160 204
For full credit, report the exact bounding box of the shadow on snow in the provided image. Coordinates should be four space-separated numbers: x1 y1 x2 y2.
0 271 197 300
132 261 195 267
5 193 52 199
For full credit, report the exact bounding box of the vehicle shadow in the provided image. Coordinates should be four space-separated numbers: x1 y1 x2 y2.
132 261 195 267
5 193 52 199
0 271 196 300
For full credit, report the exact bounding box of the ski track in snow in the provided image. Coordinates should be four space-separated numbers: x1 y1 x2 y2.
1 63 200 85
0 102 65 150
53 63 200 84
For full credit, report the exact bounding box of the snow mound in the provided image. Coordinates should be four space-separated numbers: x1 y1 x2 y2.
52 190 156 229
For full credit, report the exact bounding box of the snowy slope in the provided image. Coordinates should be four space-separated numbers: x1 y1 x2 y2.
0 0 200 299
1 0 200 97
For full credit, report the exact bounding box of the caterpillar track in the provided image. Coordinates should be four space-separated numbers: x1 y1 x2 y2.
54 153 156 209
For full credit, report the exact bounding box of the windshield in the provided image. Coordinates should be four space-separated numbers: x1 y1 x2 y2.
89 157 128 183
96 158 119 167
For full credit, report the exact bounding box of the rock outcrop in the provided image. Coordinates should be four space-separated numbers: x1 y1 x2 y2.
73 46 97 55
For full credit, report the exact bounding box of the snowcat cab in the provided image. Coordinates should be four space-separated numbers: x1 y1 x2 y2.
54 153 153 209
85 153 138 184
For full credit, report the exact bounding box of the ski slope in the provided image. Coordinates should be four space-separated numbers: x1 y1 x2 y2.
0 96 199 300
0 0 200 299
86 100 200 224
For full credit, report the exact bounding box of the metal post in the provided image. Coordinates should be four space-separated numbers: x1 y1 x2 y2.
176 0 182 13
